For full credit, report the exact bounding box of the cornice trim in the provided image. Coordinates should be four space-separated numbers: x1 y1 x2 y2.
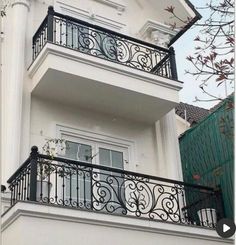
11 0 30 10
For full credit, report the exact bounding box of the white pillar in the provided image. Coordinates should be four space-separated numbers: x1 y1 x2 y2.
1 0 30 184
155 109 183 181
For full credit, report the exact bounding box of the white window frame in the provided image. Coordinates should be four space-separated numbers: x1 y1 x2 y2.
56 124 136 171
54 124 137 210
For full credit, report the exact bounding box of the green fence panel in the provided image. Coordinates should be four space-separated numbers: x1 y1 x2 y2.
179 97 234 219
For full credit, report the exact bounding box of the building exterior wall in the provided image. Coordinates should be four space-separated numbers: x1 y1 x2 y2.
175 114 190 136
30 96 159 176
1 0 189 183
1 1 226 245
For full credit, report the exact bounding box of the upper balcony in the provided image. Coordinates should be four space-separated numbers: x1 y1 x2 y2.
28 7 182 124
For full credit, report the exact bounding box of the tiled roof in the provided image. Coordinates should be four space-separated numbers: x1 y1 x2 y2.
175 102 209 126
209 93 234 113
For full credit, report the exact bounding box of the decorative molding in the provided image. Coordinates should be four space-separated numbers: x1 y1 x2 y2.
11 0 31 9
28 43 183 92
2 201 231 244
150 30 171 48
139 20 178 47
93 0 126 12
55 1 126 31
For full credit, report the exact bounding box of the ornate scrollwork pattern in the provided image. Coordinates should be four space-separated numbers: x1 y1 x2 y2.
32 11 174 79
7 152 222 229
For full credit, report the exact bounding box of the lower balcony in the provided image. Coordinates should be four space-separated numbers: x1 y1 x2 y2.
4 146 225 230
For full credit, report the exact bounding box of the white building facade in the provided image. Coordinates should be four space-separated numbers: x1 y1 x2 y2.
0 0 233 244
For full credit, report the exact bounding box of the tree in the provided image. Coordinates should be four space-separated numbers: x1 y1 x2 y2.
0 1 8 17
165 0 234 102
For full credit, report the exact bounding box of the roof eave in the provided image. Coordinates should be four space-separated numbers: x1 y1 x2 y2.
168 0 202 46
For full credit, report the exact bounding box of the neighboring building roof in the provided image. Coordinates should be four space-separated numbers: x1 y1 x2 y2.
210 93 234 113
175 102 209 126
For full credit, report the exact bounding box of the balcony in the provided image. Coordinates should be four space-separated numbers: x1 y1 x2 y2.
32 7 177 79
5 146 225 229
28 7 182 123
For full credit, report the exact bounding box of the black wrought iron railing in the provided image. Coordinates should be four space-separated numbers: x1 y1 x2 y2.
32 6 178 80
7 146 225 228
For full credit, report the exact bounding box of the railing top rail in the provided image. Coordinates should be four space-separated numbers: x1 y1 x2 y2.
32 15 48 43
35 153 214 191
7 157 31 183
32 8 170 54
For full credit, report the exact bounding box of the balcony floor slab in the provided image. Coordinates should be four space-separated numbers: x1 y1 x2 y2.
2 201 233 245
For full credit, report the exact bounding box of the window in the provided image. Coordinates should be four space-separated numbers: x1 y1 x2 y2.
99 148 125 212
64 141 92 207
61 135 128 210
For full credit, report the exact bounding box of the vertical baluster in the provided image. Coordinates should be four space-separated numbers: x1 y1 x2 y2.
83 170 86 208
47 163 51 203
69 168 72 206
12 184 16 205
39 162 43 201
175 185 182 223
55 166 58 204
53 17 56 44
76 168 79 207
60 19 62 45
90 167 93 210
71 24 74 49
21 174 24 200
10 185 13 206
62 165 65 206
66 20 68 47
18 176 22 200
23 169 27 201
209 205 214 227
181 186 188 224
26 167 31 200
32 43 35 60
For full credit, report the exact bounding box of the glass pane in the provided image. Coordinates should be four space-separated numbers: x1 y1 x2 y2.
99 148 111 166
111 151 123 169
65 141 92 163
78 144 92 163
65 141 78 160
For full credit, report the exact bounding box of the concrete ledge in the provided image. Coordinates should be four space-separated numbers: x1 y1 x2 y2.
1 201 233 245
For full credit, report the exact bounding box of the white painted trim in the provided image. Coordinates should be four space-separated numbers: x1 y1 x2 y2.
179 0 197 18
54 1 126 31
175 114 191 127
92 0 126 11
139 19 178 40
55 124 137 172
2 201 233 244
11 0 31 9
28 43 183 93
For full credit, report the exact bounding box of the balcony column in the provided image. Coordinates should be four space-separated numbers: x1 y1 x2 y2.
1 0 30 184
155 109 183 181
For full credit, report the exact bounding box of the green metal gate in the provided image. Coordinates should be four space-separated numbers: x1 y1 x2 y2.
179 97 234 219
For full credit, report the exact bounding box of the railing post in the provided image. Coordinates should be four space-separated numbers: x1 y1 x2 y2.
29 146 39 202
47 6 54 42
214 187 225 221
169 47 178 80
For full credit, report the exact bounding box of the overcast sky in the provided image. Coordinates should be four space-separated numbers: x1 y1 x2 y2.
173 0 234 109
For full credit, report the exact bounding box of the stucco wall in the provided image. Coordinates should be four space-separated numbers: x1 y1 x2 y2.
30 96 159 176
176 114 190 136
